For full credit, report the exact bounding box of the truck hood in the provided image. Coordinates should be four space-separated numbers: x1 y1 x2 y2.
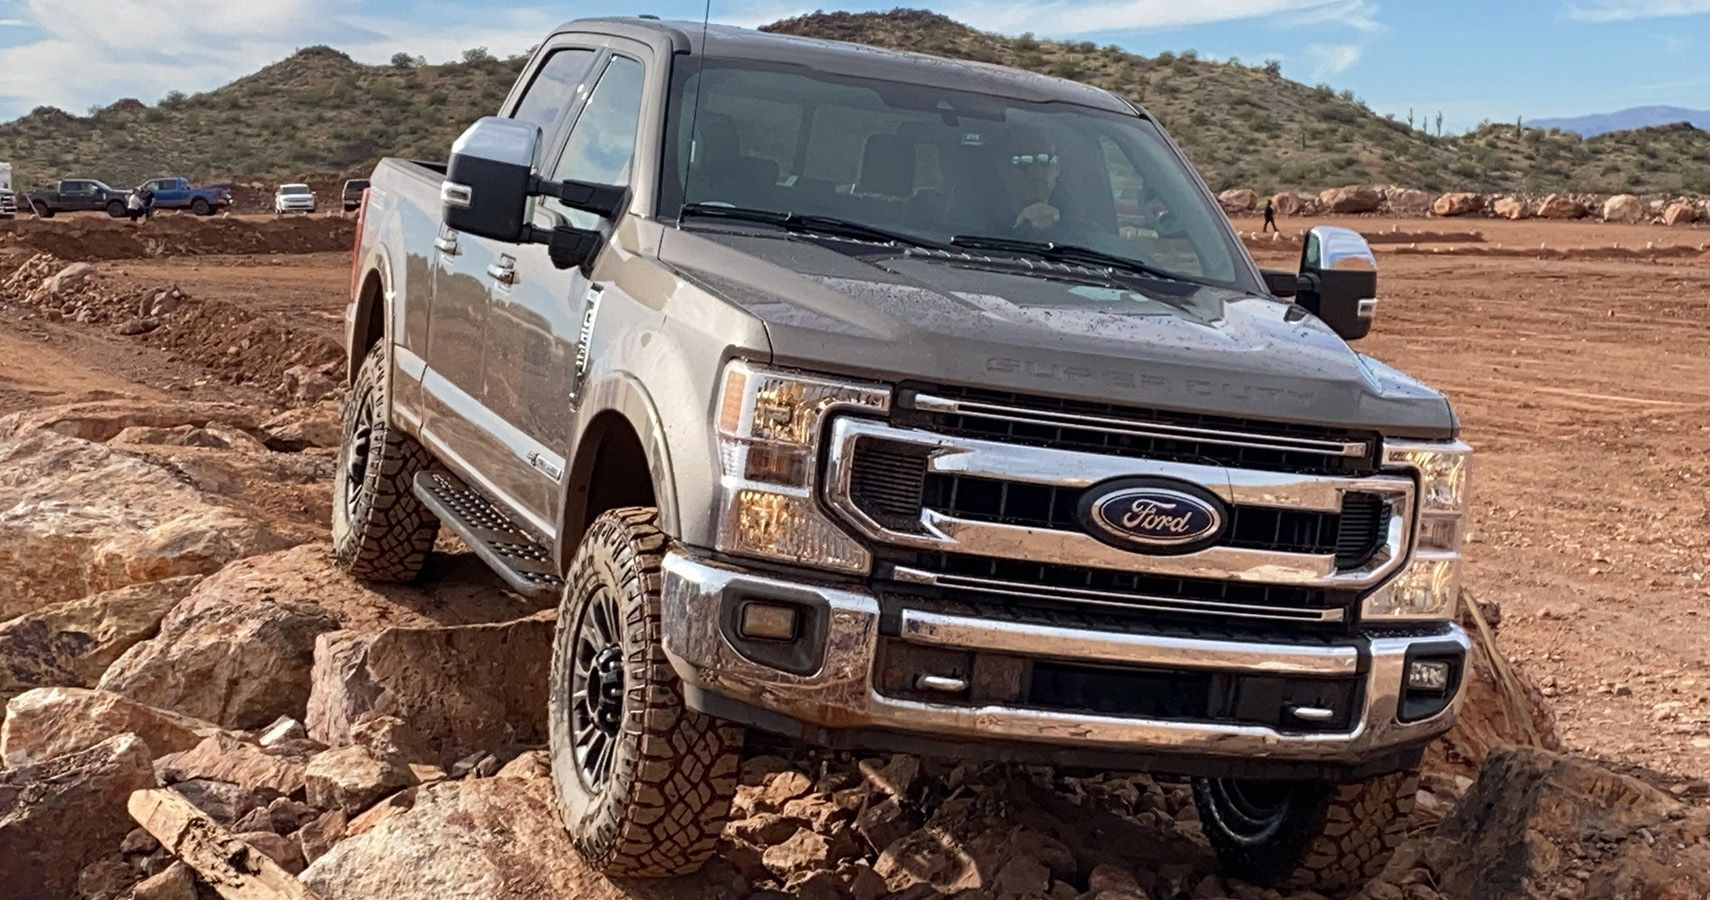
659 229 1454 438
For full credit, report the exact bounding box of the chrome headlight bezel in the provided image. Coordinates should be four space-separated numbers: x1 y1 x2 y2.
1363 440 1472 623
712 360 889 574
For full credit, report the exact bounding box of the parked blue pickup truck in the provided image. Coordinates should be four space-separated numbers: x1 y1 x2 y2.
136 177 232 216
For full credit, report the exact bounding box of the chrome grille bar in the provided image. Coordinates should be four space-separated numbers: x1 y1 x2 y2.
892 567 1346 623
911 393 1370 460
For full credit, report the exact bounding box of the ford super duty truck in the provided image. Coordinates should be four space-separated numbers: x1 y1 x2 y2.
336 18 1472 893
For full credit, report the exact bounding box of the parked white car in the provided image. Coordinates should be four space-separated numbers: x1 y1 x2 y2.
274 183 317 214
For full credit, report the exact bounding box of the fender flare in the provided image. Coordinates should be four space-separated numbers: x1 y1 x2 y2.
561 371 682 549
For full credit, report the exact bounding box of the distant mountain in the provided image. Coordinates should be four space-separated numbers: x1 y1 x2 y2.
1532 105 1710 136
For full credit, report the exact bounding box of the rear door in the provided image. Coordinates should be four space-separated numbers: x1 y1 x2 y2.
481 45 653 529
417 42 600 536
61 181 96 211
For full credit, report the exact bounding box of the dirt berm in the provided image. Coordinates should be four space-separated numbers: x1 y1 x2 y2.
0 215 356 261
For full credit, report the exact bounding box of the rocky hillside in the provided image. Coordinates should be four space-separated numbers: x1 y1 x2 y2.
1 10 1708 196
0 47 525 190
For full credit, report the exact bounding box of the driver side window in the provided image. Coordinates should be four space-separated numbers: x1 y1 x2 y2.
545 55 646 230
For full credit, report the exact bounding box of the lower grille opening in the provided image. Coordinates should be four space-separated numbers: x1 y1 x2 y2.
1027 661 1359 733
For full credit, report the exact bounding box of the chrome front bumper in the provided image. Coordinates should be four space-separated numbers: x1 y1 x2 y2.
661 550 1468 768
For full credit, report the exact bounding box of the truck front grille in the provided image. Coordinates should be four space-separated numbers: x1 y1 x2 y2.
0 193 15 216
827 395 1417 631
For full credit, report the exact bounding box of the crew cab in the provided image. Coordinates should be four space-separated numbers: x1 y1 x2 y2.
26 179 131 218
135 177 232 216
335 19 1472 893
341 179 370 212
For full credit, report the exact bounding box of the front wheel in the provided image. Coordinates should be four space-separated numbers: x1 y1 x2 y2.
191 198 211 216
1193 767 1418 893
33 203 53 219
331 343 440 581
106 201 126 218
548 508 743 877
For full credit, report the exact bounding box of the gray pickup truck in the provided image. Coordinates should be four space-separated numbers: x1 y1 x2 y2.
337 18 1472 892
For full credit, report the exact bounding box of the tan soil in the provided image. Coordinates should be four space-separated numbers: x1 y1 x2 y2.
3 214 1706 786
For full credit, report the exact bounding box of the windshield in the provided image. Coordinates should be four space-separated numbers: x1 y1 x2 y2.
661 59 1255 290
281 185 311 196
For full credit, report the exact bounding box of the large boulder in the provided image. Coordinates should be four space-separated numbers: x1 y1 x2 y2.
1317 184 1382 214
1662 200 1700 226
0 430 287 619
0 576 201 704
0 733 157 898
0 398 265 446
1431 748 1710 898
1536 193 1587 219
300 776 628 898
1216 188 1257 214
1269 191 1305 217
1384 186 1433 216
1 687 224 768
1492 196 1532 220
306 616 553 763
1601 194 1644 224
97 585 340 729
1432 192 1484 217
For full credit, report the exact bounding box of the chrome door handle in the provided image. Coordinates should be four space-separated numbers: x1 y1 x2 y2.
487 257 517 285
434 235 459 256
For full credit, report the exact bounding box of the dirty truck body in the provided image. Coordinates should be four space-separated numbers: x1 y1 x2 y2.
337 18 1473 890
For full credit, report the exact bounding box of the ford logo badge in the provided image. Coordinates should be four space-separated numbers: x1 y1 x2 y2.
1079 478 1227 554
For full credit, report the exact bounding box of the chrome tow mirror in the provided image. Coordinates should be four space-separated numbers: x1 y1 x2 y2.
1297 225 1377 341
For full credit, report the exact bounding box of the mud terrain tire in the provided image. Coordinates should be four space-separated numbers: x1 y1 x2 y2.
331 344 438 581
1193 768 1418 893
191 197 212 216
548 508 743 877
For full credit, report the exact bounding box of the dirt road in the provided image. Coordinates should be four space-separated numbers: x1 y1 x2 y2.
3 214 1707 782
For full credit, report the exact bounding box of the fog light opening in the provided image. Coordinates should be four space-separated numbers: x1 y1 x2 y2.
737 602 800 641
1407 659 1453 694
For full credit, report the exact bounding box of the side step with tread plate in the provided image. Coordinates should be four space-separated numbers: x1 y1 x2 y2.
412 471 564 597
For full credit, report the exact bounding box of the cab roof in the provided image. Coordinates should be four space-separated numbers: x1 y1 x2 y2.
554 17 1136 115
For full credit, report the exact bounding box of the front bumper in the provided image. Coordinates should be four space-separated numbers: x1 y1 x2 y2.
662 550 1469 777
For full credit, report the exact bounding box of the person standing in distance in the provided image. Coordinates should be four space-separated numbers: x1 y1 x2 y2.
1262 197 1278 233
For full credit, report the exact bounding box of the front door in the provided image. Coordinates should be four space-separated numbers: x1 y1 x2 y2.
482 51 650 530
417 44 601 536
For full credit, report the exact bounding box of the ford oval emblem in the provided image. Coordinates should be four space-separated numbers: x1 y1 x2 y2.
1080 479 1227 554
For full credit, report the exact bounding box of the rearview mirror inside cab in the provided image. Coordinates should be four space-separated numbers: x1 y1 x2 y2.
1296 225 1378 341
443 116 633 270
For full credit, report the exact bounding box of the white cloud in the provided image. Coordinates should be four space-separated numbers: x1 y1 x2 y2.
941 0 1380 37
1566 0 1710 22
1305 41 1363 77
0 19 26 26
0 0 564 120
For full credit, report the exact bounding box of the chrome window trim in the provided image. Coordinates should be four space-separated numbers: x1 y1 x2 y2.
826 417 1415 590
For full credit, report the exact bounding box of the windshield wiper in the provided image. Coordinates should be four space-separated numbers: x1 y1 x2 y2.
681 204 946 250
949 235 1206 285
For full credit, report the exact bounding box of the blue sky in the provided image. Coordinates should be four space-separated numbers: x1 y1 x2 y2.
1 0 1707 130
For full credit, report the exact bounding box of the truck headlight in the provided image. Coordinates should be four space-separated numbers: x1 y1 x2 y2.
713 361 888 574
1364 441 1471 622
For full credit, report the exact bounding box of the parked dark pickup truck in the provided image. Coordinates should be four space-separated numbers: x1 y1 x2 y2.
336 18 1471 893
136 177 232 215
26 179 131 218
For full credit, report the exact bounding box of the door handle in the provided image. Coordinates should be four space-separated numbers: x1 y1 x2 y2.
434 235 459 256
487 256 517 286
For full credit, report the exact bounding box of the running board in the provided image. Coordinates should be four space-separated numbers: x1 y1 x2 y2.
413 471 564 597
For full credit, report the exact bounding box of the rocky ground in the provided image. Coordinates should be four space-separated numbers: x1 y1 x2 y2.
0 214 1706 899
